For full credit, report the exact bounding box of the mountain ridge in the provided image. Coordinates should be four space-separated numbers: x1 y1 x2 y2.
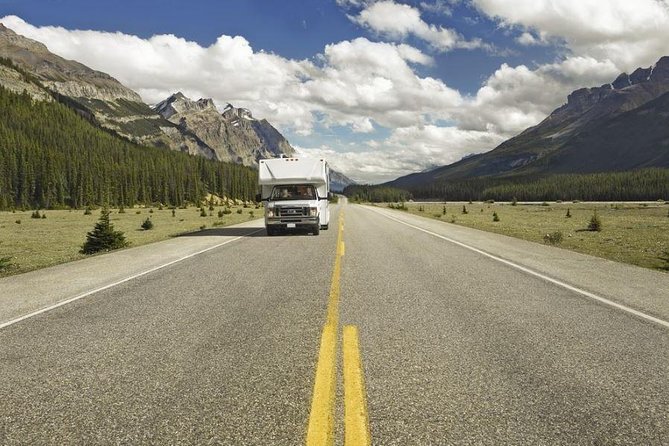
388 55 669 191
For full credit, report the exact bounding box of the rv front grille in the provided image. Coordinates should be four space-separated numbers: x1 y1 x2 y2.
276 206 308 217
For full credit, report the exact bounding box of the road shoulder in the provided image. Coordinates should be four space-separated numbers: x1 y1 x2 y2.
363 205 669 324
0 220 264 327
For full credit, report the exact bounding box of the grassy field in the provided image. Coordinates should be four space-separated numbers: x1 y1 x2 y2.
0 204 261 277
382 201 669 271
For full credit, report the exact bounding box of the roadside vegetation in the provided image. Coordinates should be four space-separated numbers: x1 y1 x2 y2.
0 202 260 277
385 201 669 271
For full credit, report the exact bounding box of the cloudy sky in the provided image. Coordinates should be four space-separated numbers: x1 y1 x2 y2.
2 0 669 182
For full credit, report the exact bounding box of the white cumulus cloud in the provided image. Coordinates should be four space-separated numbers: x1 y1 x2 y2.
350 0 485 52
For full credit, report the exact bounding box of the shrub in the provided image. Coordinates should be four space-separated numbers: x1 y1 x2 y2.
566 208 572 218
140 217 154 230
222 207 232 215
200 207 208 217
511 197 518 206
81 207 128 254
236 208 243 214
249 210 254 218
433 213 442 218
149 208 154 214
135 210 141 215
213 221 225 227
587 210 602 232
418 205 424 212
442 205 447 215
31 210 41 219
41 213 46 219
541 201 550 206
492 212 500 222
159 204 164 210
218 210 224 218
199 224 206 230
660 250 669 270
15 219 20 224
450 215 456 223
84 207 92 215
462 205 468 214
0 256 12 271
485 199 495 204
543 231 563 245
172 209 176 217
118 206 126 214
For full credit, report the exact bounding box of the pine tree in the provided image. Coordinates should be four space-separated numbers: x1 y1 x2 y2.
140 217 154 230
587 210 602 232
81 207 128 254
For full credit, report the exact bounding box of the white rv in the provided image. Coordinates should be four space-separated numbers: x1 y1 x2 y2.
258 157 330 236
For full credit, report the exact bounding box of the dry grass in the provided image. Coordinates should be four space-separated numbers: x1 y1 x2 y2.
0 204 260 277
394 201 669 271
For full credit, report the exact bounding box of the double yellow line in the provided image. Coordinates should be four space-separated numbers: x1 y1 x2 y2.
306 211 371 446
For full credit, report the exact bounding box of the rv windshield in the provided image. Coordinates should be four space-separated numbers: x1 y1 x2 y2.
270 185 316 201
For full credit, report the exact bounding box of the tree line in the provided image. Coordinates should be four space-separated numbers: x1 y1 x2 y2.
346 169 669 202
408 169 669 201
343 185 412 203
0 85 258 210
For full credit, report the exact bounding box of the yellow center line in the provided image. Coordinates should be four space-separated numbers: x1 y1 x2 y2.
306 210 345 446
343 325 371 446
306 324 337 445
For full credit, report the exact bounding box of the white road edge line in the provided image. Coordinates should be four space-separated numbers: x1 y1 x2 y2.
0 228 265 330
366 206 669 330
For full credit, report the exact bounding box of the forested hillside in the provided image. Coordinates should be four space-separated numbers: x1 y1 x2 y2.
0 86 257 210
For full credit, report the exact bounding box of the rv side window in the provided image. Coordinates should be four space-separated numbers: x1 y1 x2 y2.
270 185 316 200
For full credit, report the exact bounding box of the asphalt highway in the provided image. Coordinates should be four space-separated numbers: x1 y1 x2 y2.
1 200 668 445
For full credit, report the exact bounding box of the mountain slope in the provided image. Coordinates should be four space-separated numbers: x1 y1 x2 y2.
389 56 669 190
0 24 353 184
154 93 296 165
0 25 297 166
530 91 669 174
0 83 258 209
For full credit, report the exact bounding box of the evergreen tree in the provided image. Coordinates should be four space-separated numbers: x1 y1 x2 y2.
587 210 602 232
81 207 128 254
140 217 154 230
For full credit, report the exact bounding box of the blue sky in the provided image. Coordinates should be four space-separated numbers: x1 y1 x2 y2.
2 0 669 182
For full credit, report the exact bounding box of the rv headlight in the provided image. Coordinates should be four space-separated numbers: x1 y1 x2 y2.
266 208 275 218
309 207 318 217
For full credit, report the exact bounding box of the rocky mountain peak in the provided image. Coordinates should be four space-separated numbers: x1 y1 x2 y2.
153 93 294 165
222 103 254 122
553 55 669 123
154 92 218 119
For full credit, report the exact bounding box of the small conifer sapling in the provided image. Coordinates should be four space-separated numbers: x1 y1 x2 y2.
81 207 128 254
